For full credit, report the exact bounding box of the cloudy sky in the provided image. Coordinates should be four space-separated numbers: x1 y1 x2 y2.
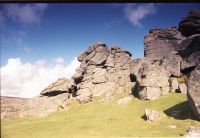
1 3 199 98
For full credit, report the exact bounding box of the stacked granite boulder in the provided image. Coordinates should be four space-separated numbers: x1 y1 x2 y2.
144 26 186 61
72 43 135 103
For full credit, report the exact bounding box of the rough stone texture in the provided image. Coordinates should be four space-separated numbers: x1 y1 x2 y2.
169 77 179 92
140 65 170 88
144 26 185 60
161 86 170 95
146 87 161 101
74 43 135 103
184 126 200 137
144 109 160 122
178 83 187 95
131 57 153 84
187 64 200 120
40 78 75 96
179 10 200 37
117 96 133 105
21 93 70 117
179 34 200 71
160 51 182 77
132 59 171 100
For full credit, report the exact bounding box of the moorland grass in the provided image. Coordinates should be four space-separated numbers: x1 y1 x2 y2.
1 92 200 138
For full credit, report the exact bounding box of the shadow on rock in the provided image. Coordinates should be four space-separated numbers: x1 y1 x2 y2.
164 101 198 120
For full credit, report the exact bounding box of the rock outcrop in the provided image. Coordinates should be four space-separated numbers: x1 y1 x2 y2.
144 26 185 61
41 78 76 96
2 10 200 120
21 93 70 117
179 10 200 37
187 64 200 120
131 58 171 100
179 34 200 72
73 43 135 103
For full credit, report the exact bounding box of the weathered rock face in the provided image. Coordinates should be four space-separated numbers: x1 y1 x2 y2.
73 43 135 103
187 64 200 120
144 26 185 61
178 83 187 95
179 10 200 37
179 34 200 72
21 93 70 117
160 51 182 77
41 78 76 96
132 59 171 100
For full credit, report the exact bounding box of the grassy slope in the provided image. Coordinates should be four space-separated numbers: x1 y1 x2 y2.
1 93 200 138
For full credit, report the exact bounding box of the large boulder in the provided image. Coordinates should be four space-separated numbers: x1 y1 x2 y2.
144 26 185 61
187 64 200 120
179 34 200 72
40 78 75 96
178 10 200 37
135 63 171 100
140 65 170 88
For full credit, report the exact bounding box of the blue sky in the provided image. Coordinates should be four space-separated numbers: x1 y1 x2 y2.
1 3 200 66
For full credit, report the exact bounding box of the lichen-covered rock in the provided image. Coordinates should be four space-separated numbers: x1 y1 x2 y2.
187 64 200 120
40 78 75 96
178 10 200 37
144 26 185 60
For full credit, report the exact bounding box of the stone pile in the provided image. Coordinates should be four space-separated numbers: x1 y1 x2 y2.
73 43 135 103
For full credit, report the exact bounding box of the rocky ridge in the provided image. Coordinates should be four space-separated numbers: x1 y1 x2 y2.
1 10 200 121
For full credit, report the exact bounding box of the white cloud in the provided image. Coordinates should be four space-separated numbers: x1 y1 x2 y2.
53 57 64 65
1 57 80 98
3 3 47 24
124 4 157 27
